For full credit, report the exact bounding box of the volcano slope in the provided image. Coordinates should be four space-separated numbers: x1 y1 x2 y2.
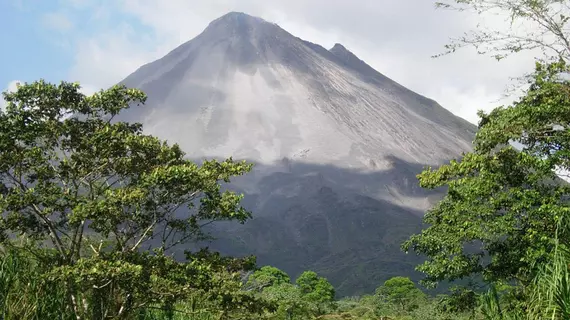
116 12 476 296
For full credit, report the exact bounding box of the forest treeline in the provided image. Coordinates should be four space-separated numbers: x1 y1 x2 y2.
1 62 569 320
3 0 570 319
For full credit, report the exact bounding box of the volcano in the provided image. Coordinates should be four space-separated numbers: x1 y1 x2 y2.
117 12 476 296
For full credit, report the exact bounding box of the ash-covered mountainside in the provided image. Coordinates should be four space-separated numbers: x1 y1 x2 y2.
117 12 476 296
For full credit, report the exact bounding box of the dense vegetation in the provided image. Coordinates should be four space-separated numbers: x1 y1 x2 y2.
1 60 570 319
3 1 570 318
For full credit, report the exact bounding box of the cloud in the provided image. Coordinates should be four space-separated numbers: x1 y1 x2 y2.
56 0 539 124
78 84 99 96
68 23 162 90
0 80 22 110
65 0 93 9
41 11 74 32
5 81 21 92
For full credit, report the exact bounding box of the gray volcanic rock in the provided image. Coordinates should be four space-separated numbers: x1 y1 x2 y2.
116 12 476 296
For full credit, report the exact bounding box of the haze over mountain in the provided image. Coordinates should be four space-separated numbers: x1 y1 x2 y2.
116 12 477 296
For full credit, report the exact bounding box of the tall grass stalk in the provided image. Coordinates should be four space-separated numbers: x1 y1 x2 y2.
526 215 570 320
481 214 570 320
0 246 69 319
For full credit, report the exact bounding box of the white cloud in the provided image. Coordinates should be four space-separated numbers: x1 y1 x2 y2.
0 80 22 110
65 0 93 8
68 23 162 89
41 11 74 32
78 84 98 96
6 81 21 92
61 0 540 124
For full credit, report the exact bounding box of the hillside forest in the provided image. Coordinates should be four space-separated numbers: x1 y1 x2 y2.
3 0 570 319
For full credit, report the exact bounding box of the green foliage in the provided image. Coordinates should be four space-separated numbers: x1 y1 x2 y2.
0 244 69 319
334 295 378 319
8 61 570 320
478 284 524 320
375 277 426 312
437 286 478 316
524 215 570 319
296 271 336 305
528 244 570 319
0 80 253 254
0 245 265 319
403 60 570 289
261 282 315 320
0 246 504 320
0 80 262 318
428 3 570 315
247 266 292 290
246 267 337 319
400 59 570 319
327 277 476 320
295 271 336 316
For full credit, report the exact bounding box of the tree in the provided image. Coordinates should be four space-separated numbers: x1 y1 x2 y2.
434 0 570 62
0 80 259 318
243 267 313 320
402 60 570 289
260 283 314 320
437 286 479 318
375 277 426 312
247 266 292 291
295 271 336 304
295 271 336 315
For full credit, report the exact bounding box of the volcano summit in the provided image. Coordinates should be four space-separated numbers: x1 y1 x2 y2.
117 12 476 296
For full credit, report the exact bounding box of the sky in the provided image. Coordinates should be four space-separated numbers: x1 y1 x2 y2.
0 0 541 124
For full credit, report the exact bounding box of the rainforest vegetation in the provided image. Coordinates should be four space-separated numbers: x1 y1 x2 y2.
3 0 570 319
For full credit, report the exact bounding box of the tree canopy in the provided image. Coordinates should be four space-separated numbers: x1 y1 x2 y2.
295 271 336 305
247 265 292 290
403 60 570 288
375 276 426 312
0 80 259 318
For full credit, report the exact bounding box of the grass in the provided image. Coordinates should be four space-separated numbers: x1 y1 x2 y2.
0 247 70 320
0 246 223 320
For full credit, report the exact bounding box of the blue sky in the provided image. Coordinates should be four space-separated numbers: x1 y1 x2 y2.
0 0 534 123
0 1 71 85
0 0 160 94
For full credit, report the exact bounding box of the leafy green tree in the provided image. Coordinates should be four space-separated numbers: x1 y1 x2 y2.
261 283 314 320
437 286 478 318
334 295 379 319
402 60 570 290
295 271 336 314
251 269 336 319
247 266 292 291
375 276 426 312
0 80 260 318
